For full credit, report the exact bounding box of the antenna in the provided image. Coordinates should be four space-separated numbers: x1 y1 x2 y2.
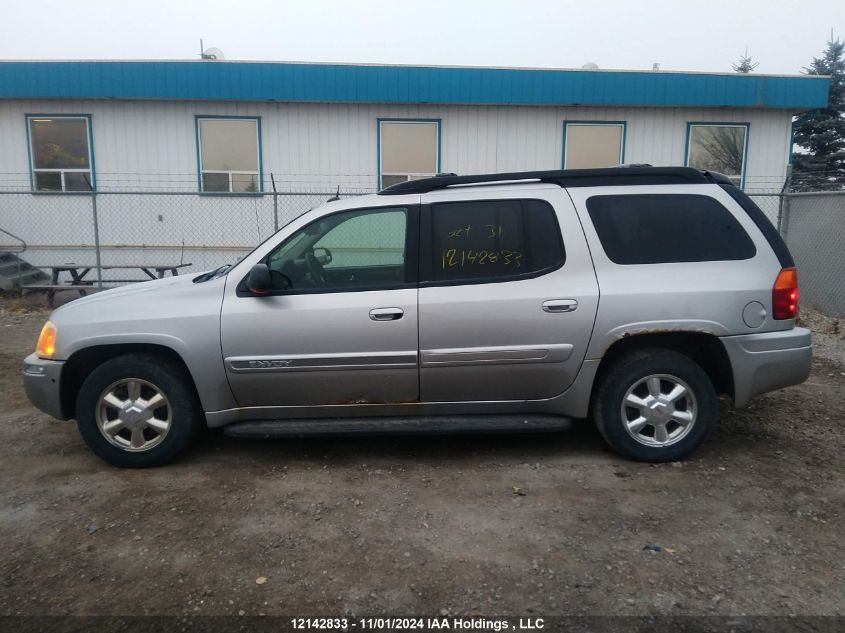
199 39 225 60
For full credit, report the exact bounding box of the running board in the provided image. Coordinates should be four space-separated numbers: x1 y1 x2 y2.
222 414 573 439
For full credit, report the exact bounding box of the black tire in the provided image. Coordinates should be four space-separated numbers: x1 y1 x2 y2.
592 349 717 462
75 353 203 467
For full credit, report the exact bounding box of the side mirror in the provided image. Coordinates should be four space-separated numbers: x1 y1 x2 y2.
247 263 271 295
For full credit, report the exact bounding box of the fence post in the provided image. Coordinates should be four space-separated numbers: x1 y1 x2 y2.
82 175 104 290
270 173 279 232
91 189 104 290
780 192 791 242
777 165 792 236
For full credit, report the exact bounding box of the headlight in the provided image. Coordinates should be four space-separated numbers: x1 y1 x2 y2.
36 321 57 358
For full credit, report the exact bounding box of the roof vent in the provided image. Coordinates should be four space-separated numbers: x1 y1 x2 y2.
581 62 599 71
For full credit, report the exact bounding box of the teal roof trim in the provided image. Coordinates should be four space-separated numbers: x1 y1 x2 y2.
0 61 830 109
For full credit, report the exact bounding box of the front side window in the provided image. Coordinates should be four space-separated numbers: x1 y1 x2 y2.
586 194 756 265
563 122 625 169
429 200 565 283
197 118 261 193
379 120 439 189
686 123 748 187
28 116 93 191
266 207 409 293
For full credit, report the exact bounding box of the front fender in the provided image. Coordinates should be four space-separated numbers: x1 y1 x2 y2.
48 276 236 413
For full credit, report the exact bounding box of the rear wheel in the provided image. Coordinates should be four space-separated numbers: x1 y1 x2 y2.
76 354 202 467
592 349 717 462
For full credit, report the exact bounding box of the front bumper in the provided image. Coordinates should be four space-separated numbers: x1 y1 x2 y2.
720 327 813 408
22 353 67 420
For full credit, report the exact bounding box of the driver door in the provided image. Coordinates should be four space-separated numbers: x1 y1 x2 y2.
220 204 419 408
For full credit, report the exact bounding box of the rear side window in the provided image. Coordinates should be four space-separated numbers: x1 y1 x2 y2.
430 199 564 283
586 194 756 265
719 184 794 268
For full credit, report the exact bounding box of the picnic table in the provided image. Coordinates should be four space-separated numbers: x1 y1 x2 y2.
23 262 192 306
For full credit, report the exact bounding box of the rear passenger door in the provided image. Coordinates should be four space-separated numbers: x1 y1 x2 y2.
417 188 599 402
565 184 779 359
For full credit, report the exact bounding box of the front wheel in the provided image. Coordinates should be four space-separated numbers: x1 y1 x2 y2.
592 349 718 462
75 354 203 467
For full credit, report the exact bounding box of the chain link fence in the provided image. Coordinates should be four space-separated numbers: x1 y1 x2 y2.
777 192 845 317
745 193 785 232
0 184 843 318
0 189 363 289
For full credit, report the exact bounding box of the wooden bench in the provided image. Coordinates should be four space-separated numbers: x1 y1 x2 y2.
24 262 193 306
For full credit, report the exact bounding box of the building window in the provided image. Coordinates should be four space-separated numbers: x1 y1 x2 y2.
379 120 440 190
686 123 748 187
197 117 262 193
27 116 93 191
563 122 625 169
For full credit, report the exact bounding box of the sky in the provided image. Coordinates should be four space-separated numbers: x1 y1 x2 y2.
0 0 842 74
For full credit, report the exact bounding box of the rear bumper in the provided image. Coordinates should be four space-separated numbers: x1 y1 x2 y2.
720 327 812 408
22 353 67 420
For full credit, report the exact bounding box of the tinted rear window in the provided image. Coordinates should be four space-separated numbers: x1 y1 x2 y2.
719 184 794 267
586 194 756 264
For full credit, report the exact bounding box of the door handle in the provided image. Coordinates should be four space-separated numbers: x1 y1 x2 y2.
542 299 578 313
369 307 404 321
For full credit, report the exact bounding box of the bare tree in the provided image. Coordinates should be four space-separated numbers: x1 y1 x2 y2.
693 127 745 176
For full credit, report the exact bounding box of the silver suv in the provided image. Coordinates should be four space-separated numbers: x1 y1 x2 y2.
22 167 812 467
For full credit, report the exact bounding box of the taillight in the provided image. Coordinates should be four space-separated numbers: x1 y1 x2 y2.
772 267 798 320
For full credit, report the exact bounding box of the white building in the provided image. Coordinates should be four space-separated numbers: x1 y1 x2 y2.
0 60 830 274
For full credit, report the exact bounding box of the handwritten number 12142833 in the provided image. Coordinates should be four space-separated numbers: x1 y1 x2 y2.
441 224 523 270
441 248 524 270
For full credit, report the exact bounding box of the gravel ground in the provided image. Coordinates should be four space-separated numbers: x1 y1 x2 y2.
799 308 845 367
1 299 844 619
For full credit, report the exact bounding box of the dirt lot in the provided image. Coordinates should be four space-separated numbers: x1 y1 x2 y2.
0 299 843 619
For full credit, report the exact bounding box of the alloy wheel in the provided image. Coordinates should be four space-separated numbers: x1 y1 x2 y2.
95 378 172 452
620 373 697 447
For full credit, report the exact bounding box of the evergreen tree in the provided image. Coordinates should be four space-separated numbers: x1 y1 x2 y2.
792 36 845 190
732 48 759 73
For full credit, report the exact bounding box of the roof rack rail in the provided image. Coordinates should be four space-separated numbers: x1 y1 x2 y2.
377 166 731 195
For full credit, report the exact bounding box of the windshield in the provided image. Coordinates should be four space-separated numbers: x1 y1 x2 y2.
191 212 312 284
195 206 328 284
192 263 233 283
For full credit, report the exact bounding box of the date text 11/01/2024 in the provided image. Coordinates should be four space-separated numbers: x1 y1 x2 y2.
290 617 545 630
